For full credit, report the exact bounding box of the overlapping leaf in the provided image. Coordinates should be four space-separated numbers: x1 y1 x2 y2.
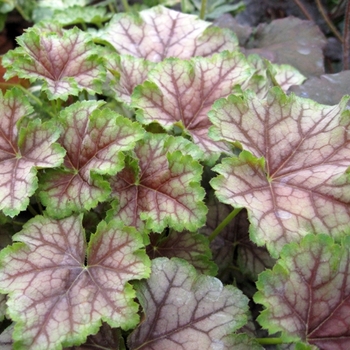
132 51 254 160
147 230 217 275
104 53 155 104
0 215 150 350
100 5 239 62
128 257 249 350
209 88 350 256
255 234 350 350
2 26 105 100
0 88 65 217
107 133 206 232
39 100 145 218
243 54 306 98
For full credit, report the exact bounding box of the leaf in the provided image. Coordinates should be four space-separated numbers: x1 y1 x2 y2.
272 64 306 92
100 5 238 61
147 230 217 275
52 5 111 26
35 0 89 9
39 100 145 218
128 257 249 350
209 88 350 256
0 215 151 350
104 53 156 104
0 88 65 217
132 51 253 160
108 133 207 233
242 54 306 98
245 17 327 77
0 324 13 350
289 71 350 108
2 26 105 100
221 333 263 350
254 234 350 350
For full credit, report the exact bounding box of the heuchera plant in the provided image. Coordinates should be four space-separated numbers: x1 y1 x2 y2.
0 3 349 350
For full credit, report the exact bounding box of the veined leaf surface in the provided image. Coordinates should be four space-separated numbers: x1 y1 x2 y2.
209 88 350 256
0 215 150 350
0 88 65 217
101 5 238 62
255 234 350 350
2 26 105 100
108 133 206 232
39 101 145 218
132 51 253 160
104 54 155 104
128 258 249 350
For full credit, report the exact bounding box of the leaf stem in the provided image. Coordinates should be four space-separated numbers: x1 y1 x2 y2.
14 4 30 21
121 0 130 12
28 204 39 217
36 196 44 215
181 0 186 13
256 337 286 345
0 83 56 118
315 0 343 43
208 207 242 242
108 3 116 14
51 99 62 115
343 0 350 69
199 0 207 19
12 220 24 226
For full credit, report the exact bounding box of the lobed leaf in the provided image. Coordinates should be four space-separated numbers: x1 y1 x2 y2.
0 88 65 217
255 234 350 350
0 215 150 350
209 88 350 256
2 26 105 100
128 257 249 350
108 133 207 232
100 5 238 62
132 51 254 161
39 100 145 218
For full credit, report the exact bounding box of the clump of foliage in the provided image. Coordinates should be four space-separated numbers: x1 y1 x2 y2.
0 1 349 349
